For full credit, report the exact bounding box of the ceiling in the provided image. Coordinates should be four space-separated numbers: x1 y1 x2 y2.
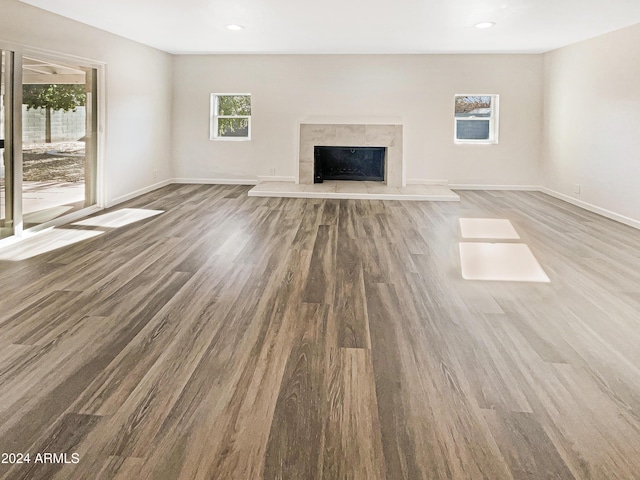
20 0 640 54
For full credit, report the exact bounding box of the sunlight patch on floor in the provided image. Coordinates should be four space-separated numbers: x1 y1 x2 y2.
73 208 164 228
459 242 550 283
0 228 104 261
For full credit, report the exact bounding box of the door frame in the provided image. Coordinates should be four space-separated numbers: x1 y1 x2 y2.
0 41 106 247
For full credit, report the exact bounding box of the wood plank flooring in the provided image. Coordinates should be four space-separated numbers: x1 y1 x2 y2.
1 184 640 479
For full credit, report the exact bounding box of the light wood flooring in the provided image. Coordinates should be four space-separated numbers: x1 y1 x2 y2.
1 184 639 479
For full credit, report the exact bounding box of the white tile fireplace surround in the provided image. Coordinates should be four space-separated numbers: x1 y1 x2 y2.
299 122 403 187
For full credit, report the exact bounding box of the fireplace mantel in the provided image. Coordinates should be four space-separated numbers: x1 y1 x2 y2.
298 122 403 187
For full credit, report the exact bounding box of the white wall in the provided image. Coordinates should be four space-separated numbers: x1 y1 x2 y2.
0 0 173 205
172 54 543 186
542 23 640 225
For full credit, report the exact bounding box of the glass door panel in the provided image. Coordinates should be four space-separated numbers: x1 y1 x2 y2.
21 56 97 227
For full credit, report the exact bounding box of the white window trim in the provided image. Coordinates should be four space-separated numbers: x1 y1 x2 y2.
454 94 499 145
210 93 252 141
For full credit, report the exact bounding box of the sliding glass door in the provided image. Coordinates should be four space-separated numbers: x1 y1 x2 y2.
0 47 99 243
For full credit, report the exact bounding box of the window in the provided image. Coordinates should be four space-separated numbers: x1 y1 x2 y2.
454 95 499 144
210 94 251 140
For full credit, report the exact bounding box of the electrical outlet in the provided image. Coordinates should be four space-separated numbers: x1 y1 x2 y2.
269 168 276 176
573 184 581 194
153 169 158 180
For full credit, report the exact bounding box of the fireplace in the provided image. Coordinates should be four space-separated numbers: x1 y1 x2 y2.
314 146 385 183
299 122 403 187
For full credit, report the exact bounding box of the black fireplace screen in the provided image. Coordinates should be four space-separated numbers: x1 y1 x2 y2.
314 146 386 183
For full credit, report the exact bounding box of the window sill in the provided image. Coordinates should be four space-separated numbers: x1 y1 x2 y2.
210 137 252 142
454 140 498 145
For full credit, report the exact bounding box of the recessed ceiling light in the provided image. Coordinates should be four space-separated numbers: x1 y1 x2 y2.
226 24 245 31
475 22 496 29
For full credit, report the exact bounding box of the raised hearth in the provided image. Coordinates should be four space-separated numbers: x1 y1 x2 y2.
248 181 460 201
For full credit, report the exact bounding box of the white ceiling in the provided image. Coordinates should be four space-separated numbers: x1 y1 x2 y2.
20 0 640 54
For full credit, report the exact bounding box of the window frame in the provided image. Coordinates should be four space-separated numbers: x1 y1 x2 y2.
453 94 499 145
210 93 251 141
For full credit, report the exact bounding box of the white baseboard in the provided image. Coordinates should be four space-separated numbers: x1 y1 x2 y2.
256 175 296 183
448 184 540 191
406 179 449 185
172 177 258 185
107 179 172 207
540 187 640 230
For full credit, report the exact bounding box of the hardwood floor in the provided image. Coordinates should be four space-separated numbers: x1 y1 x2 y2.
1 184 639 479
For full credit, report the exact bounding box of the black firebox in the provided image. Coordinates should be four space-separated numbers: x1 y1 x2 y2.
314 146 385 183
